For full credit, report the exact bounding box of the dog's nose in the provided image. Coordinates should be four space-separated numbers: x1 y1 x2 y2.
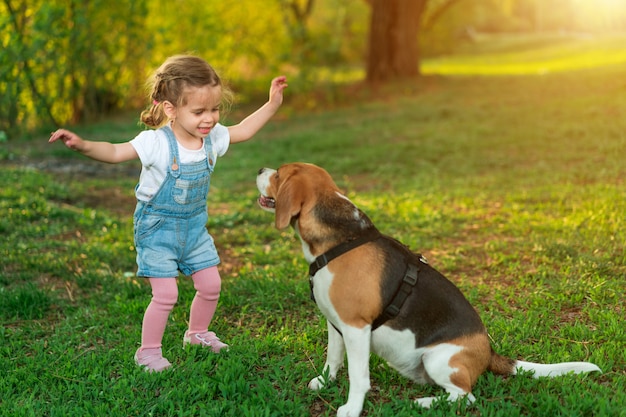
258 168 267 175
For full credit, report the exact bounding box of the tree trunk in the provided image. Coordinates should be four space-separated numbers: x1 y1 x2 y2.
366 0 427 83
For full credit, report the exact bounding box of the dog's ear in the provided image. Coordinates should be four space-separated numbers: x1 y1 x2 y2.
275 180 304 230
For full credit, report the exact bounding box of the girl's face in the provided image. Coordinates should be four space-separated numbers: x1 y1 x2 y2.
166 84 222 144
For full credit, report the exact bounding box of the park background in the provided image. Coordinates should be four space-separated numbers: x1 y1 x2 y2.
3 0 626 136
2 0 626 416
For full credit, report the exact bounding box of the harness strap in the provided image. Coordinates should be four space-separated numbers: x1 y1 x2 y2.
371 260 421 331
308 227 381 278
308 227 425 334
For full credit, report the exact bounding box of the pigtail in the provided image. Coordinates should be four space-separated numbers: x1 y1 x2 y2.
140 101 168 128
140 72 168 128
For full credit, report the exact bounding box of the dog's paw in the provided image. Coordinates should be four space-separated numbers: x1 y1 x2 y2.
414 396 437 408
337 403 363 417
308 375 326 391
415 392 475 409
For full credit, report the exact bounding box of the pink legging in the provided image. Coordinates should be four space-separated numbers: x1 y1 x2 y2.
140 266 221 350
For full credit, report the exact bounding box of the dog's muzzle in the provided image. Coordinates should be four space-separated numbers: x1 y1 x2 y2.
258 194 276 209
256 167 277 210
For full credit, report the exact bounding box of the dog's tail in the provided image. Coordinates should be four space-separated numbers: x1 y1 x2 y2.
512 360 601 378
488 350 601 378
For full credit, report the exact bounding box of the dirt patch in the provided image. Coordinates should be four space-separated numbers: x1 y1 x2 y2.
81 185 137 217
18 155 140 178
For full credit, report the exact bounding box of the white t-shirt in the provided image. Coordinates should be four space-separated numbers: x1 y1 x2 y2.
130 123 230 201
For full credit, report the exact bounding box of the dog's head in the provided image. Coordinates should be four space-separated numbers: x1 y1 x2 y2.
256 163 341 230
257 163 375 259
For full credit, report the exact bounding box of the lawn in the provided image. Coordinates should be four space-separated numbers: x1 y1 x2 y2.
1 43 625 416
423 33 626 75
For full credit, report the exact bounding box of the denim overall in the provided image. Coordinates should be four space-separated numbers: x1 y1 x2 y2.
133 125 219 278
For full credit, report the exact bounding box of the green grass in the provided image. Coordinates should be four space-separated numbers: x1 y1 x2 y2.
2 46 626 415
423 33 626 75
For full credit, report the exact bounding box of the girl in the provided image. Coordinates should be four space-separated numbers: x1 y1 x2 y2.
49 55 288 372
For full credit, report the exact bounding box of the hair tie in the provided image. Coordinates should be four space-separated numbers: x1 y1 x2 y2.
153 100 159 106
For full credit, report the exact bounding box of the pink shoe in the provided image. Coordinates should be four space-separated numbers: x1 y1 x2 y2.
134 347 172 372
183 331 229 353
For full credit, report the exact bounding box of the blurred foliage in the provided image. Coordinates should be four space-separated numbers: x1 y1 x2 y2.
0 0 369 137
1 0 150 134
1 0 625 137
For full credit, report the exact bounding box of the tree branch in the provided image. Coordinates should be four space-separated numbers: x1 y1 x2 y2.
422 0 464 30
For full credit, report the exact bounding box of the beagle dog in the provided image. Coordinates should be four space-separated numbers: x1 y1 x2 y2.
256 162 601 417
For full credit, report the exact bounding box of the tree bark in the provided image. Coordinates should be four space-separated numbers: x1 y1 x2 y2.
366 0 428 83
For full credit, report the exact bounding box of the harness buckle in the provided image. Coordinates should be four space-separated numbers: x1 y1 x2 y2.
404 263 419 286
386 304 401 317
313 254 328 272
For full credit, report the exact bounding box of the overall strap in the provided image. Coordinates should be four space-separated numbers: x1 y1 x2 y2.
203 135 216 169
162 125 181 178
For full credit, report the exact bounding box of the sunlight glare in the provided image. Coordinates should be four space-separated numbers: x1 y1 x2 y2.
571 0 626 30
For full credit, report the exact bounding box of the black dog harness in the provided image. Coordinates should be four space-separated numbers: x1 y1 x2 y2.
308 228 424 333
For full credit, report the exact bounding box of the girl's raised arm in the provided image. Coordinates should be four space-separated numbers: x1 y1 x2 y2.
228 76 288 144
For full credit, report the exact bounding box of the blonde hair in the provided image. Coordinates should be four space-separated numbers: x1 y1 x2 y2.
140 55 234 128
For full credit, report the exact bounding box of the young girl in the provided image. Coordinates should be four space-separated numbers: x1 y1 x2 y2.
49 55 288 372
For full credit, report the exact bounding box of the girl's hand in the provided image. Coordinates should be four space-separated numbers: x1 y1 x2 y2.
269 76 288 106
49 129 85 152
